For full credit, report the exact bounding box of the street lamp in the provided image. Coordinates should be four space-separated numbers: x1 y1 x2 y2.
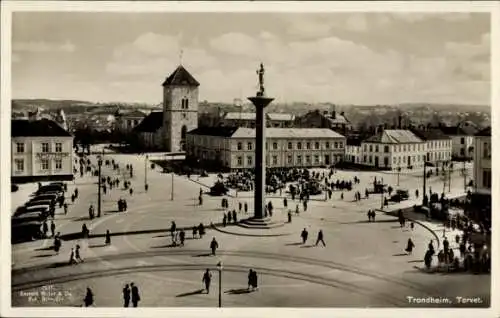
145 154 149 189
380 177 384 210
216 261 223 308
97 158 103 217
422 154 431 207
397 167 401 186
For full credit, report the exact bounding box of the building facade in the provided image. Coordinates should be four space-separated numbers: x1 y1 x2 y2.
11 119 74 183
345 138 362 164
162 65 199 152
133 111 164 149
186 127 346 170
410 128 452 166
295 108 352 132
473 127 491 195
360 130 426 170
114 110 146 133
220 112 295 128
439 125 477 160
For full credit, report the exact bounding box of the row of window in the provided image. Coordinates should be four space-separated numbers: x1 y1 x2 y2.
14 158 63 172
16 142 63 153
237 141 344 151
236 154 324 166
363 154 425 165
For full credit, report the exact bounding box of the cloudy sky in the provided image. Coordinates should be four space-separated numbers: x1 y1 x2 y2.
12 12 490 105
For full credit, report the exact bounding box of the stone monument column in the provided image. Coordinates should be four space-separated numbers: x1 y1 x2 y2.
248 63 274 219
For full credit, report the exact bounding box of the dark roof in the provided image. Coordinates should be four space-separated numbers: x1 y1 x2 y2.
409 128 450 141
12 119 71 137
364 130 422 144
162 65 200 87
346 138 362 146
187 126 239 137
439 126 478 136
133 111 163 133
475 127 491 137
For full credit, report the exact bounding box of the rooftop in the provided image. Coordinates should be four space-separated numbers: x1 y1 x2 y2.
162 65 200 87
188 127 345 139
12 119 72 137
439 125 478 136
364 130 422 144
475 127 491 137
409 128 451 141
133 112 163 133
223 112 295 121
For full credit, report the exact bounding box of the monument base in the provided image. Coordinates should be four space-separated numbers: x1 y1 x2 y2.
238 217 286 229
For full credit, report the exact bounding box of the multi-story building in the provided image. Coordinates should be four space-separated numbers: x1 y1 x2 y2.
219 112 295 128
345 138 362 164
133 111 163 149
11 119 74 183
410 128 452 166
186 127 346 170
473 127 491 195
360 129 425 170
439 125 478 160
114 109 146 133
294 108 352 133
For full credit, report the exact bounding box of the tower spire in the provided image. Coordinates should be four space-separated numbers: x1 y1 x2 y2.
179 49 184 66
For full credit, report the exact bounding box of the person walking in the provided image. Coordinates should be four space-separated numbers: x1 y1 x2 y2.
179 230 185 246
405 238 415 255
315 230 326 247
410 222 415 231
64 203 68 215
371 210 376 222
170 221 177 241
192 226 198 239
239 202 242 213
367 210 372 222
248 269 254 291
53 236 61 254
283 197 287 208
202 269 212 294
105 230 111 245
301 228 308 245
210 237 219 256
69 248 77 265
223 213 227 227
82 223 89 239
244 202 248 214
251 270 258 290
131 283 140 307
75 244 83 262
232 210 237 223
42 220 49 238
123 284 131 307
198 223 205 238
83 287 94 307
295 204 299 215
50 220 56 238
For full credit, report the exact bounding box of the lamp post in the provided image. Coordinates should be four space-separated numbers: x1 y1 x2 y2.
97 158 102 217
216 261 222 308
397 167 401 186
145 154 149 188
380 177 384 210
422 155 430 207
171 154 174 201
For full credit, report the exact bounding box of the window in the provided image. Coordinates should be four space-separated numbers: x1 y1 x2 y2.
369 145 373 152
247 156 252 166
339 142 343 148
297 142 302 150
55 143 62 153
181 98 189 109
288 142 293 150
42 143 49 153
306 142 311 150
363 155 367 162
15 159 24 172
364 145 367 152
273 142 278 150
237 156 242 166
384 145 389 153
272 156 278 165
325 142 330 149
398 157 402 164
297 155 302 164
41 159 49 170
55 159 62 170
247 142 252 151
314 155 319 164
461 137 465 145
306 155 311 164
483 170 491 188
403 145 406 152
483 142 490 158
375 145 379 152
237 142 242 150
16 143 24 153
334 142 338 149
393 157 397 164
265 142 268 150
315 142 320 149
287 155 293 164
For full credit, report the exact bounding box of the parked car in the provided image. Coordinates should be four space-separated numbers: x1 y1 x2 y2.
210 181 229 196
12 221 42 243
29 194 57 204
14 205 49 217
390 189 410 203
25 200 54 209
11 184 19 192
12 211 46 225
36 185 63 195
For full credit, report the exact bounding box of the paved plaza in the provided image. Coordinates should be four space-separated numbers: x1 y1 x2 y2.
11 148 489 307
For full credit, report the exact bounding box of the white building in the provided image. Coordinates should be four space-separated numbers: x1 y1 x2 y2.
439 125 478 160
410 128 452 166
220 112 295 128
345 138 362 164
114 109 146 133
473 127 491 195
186 127 346 170
360 130 426 170
11 119 74 183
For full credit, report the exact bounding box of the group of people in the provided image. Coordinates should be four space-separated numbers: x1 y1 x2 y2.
201 268 259 294
300 228 326 247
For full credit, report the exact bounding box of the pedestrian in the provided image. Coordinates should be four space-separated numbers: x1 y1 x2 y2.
210 237 219 256
202 269 212 294
170 221 177 240
410 222 415 231
50 220 56 237
69 248 77 265
288 211 292 223
251 270 258 290
131 283 140 307
295 204 299 215
179 230 185 246
371 210 376 222
75 188 79 198
340 192 344 200
193 226 198 239
227 212 232 223
301 228 308 244
367 210 371 222
232 210 237 223
315 230 326 247
283 197 287 208
75 244 83 262
424 249 433 269
64 203 68 215
405 238 415 255
129 188 133 196
145 184 149 192
223 213 227 227
198 223 205 238
82 223 89 239
83 287 94 307
42 220 49 238
199 195 203 206
244 202 248 213
428 240 435 255
71 194 75 203
239 202 242 213
248 269 254 291
105 230 111 245
53 236 61 254
123 284 131 307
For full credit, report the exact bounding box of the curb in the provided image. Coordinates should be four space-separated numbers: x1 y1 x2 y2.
211 223 292 237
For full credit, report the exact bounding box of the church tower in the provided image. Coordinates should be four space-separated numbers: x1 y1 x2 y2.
162 65 199 152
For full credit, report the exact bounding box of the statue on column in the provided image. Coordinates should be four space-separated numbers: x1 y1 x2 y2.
256 63 265 96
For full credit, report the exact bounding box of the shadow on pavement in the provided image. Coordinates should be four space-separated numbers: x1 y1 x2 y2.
408 260 424 263
73 216 90 222
392 253 408 256
32 254 53 258
151 243 178 248
176 289 205 297
285 242 302 246
340 219 398 225
193 253 212 257
89 243 108 248
225 288 252 295
35 246 54 251
300 245 315 248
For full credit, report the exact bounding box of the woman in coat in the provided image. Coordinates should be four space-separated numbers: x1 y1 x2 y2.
405 238 415 255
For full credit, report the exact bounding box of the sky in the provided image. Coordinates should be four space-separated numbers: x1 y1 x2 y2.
11 12 490 105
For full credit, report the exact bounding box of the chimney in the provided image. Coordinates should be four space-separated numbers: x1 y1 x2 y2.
398 114 402 129
331 104 336 119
